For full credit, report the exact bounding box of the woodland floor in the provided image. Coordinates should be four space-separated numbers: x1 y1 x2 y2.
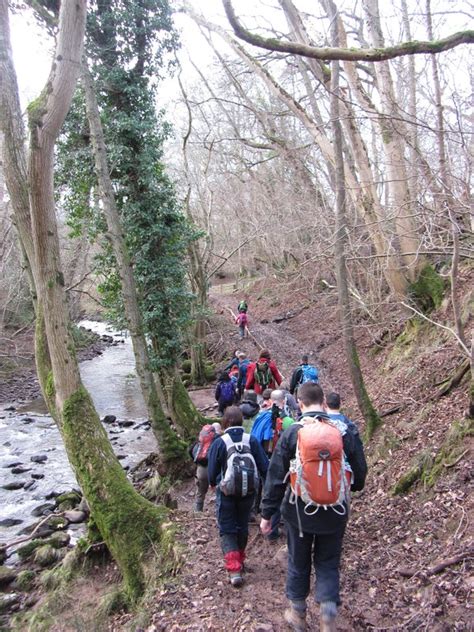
5 276 473 631
113 277 473 632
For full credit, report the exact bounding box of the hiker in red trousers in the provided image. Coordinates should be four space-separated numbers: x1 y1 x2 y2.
246 349 283 396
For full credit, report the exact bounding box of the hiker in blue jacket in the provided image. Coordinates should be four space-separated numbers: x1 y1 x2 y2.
289 354 319 396
260 383 367 632
208 406 268 587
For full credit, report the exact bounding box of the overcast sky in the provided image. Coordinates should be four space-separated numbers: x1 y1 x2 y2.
10 1 472 113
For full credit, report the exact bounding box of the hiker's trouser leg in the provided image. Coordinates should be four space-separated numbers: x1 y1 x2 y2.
239 325 245 339
217 492 254 551
195 465 208 504
313 530 345 605
286 522 313 601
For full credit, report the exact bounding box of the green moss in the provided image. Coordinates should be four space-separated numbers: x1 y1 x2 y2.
204 363 216 381
17 539 45 560
61 385 168 603
56 491 81 510
16 570 36 591
421 418 474 487
34 544 60 567
392 450 433 495
408 264 446 313
46 515 68 530
180 359 192 374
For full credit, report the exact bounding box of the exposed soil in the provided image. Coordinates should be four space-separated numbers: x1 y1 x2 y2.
114 280 473 631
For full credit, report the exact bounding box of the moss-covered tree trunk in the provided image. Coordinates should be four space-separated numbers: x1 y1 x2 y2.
1 0 169 600
82 65 187 468
158 366 205 441
327 0 381 440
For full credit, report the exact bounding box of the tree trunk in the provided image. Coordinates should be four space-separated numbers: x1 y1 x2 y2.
326 0 381 439
0 0 168 600
363 0 422 281
82 65 187 466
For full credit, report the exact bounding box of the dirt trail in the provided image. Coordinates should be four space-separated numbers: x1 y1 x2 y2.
119 286 471 631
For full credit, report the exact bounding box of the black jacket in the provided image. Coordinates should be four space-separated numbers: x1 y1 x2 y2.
289 366 303 394
261 410 367 534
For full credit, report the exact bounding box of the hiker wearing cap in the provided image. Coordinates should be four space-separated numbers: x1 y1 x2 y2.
260 383 367 632
207 406 269 587
189 422 222 512
245 349 283 396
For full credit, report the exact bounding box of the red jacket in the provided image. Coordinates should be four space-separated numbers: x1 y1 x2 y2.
245 358 282 395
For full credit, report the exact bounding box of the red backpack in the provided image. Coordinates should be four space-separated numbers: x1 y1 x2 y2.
193 425 216 465
288 416 352 531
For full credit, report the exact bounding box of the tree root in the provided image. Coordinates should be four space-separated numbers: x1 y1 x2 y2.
399 547 474 578
436 358 470 398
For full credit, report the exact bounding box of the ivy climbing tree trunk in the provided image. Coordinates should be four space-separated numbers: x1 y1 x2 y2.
326 0 381 439
82 65 187 466
1 0 171 601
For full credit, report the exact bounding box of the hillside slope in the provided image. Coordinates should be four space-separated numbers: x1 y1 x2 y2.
128 279 472 632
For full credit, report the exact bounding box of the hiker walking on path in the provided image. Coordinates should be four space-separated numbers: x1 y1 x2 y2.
190 422 222 512
289 355 319 396
236 352 251 400
215 371 236 415
326 392 363 443
260 383 367 631
246 349 283 396
237 299 248 313
235 311 248 340
207 406 269 587
224 350 241 373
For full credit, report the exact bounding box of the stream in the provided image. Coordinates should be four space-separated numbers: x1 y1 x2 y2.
0 321 156 545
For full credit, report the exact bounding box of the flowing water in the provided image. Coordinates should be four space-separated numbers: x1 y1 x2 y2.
0 321 156 545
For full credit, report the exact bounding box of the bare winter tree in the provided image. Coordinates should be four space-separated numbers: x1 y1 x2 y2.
0 0 174 600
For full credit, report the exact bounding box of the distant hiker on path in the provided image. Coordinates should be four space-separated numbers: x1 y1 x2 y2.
207 406 269 587
224 349 241 373
215 371 236 415
190 422 222 512
246 349 282 396
237 299 248 313
235 311 248 339
260 383 367 632
289 355 319 396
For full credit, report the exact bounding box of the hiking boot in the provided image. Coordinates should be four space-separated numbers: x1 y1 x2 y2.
283 601 307 632
229 571 243 587
320 601 337 632
194 500 204 512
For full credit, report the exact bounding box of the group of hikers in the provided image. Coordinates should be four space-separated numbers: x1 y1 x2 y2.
190 338 368 632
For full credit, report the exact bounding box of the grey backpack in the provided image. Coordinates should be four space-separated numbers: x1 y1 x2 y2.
220 432 259 497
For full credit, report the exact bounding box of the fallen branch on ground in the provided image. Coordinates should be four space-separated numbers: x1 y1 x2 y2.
398 547 473 578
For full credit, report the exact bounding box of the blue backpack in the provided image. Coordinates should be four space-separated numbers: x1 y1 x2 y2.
301 364 318 384
220 380 235 403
